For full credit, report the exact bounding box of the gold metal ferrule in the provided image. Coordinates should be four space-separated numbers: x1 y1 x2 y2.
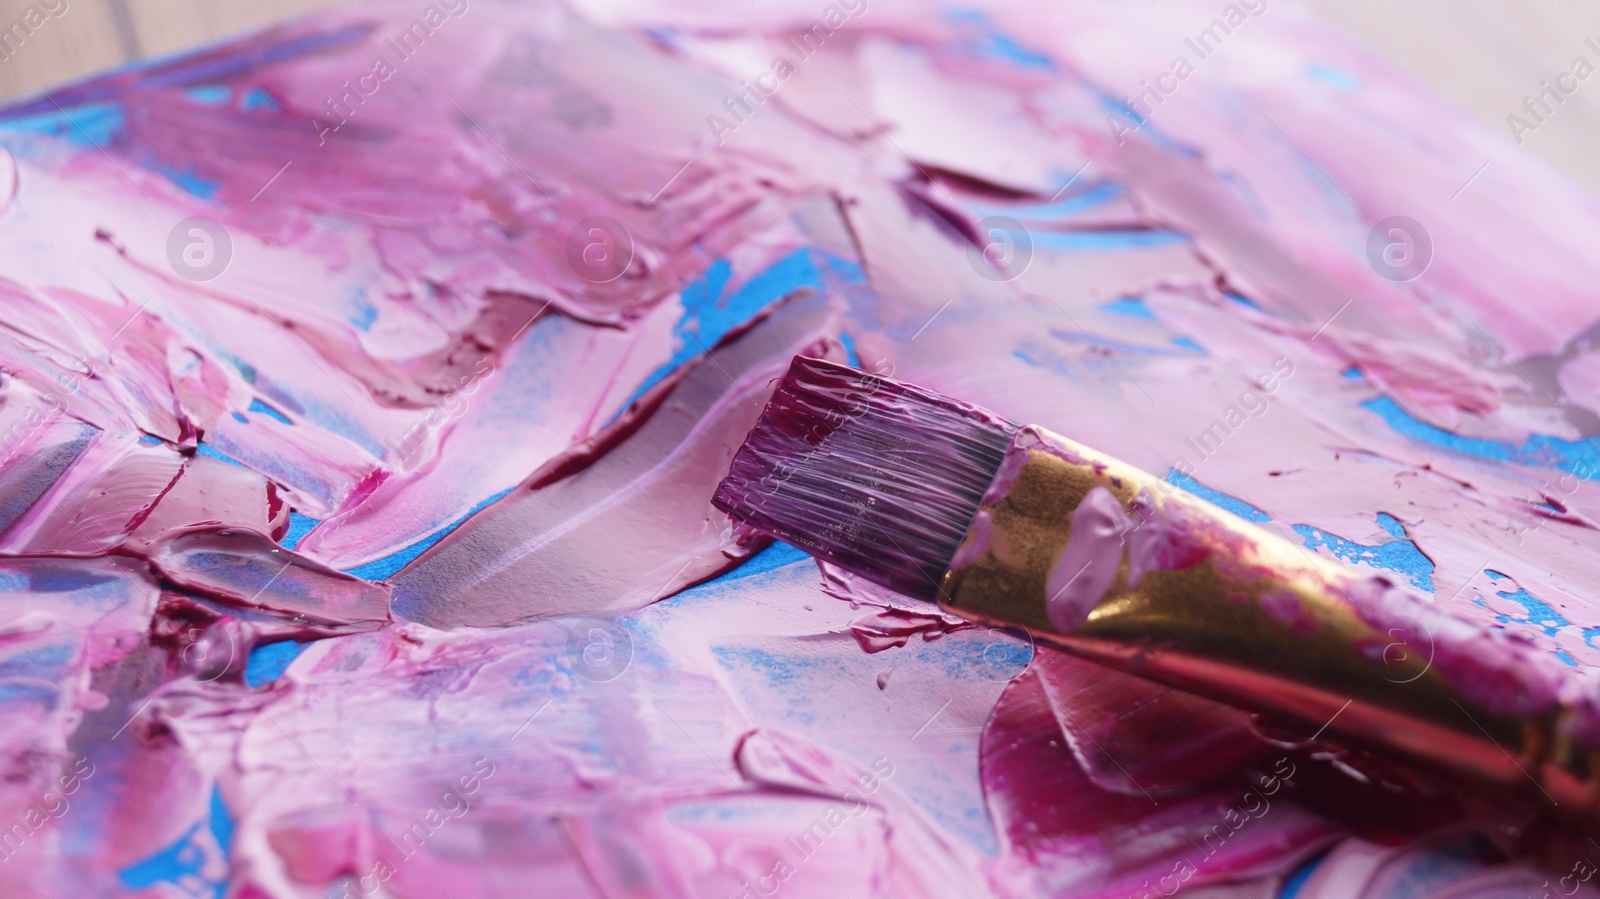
940 426 1598 823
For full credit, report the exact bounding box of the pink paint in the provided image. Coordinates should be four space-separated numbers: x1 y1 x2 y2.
0 0 1596 893
1124 488 1214 588
1343 574 1565 718
1045 485 1128 632
1042 470 1219 632
1258 585 1320 634
150 528 390 629
846 606 966 653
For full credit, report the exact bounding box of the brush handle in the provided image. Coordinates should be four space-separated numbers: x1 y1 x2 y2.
939 425 1600 824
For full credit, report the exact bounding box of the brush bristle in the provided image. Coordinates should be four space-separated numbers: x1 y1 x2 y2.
713 356 1018 601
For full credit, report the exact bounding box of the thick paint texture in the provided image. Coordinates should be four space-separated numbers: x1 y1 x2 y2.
1 0 1599 895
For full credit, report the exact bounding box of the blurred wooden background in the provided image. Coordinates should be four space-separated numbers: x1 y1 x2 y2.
0 0 1597 191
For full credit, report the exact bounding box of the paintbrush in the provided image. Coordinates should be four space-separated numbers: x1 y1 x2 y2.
712 355 1600 826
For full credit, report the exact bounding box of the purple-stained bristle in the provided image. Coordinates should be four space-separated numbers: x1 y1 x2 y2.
713 356 1018 601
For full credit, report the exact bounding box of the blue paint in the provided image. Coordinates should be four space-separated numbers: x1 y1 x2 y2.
1011 346 1072 379
1046 329 1178 357
1017 337 1145 375
349 296 377 330
248 378 381 458
1171 336 1205 353
245 640 308 687
206 430 351 509
118 785 231 897
1031 229 1190 251
1012 337 1175 383
0 424 96 535
240 87 280 112
0 681 60 704
246 398 293 425
117 826 210 892
1375 512 1406 539
1480 570 1572 647
1340 365 1363 380
1164 469 1272 522
1048 180 1123 213
1223 290 1262 311
708 629 1006 853
28 566 116 593
621 248 866 414
280 511 319 550
0 101 124 147
1095 96 1199 158
208 784 235 859
1278 850 1329 899
229 411 248 424
1362 395 1600 478
183 84 232 106
155 164 221 199
977 32 1054 70
345 487 513 581
1291 514 1435 592
646 542 817 615
1021 340 1171 382
726 541 810 579
0 25 372 121
838 330 862 367
1099 296 1156 320
195 442 246 468
1220 170 1270 219
1306 65 1359 89
946 9 1055 70
138 435 164 446
962 182 1126 222
0 643 73 681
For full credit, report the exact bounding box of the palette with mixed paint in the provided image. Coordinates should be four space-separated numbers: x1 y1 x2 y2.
0 0 1597 896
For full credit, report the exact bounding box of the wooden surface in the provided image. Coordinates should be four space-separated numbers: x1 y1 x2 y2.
0 0 1597 191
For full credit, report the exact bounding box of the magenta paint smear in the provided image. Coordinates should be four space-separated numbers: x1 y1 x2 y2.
1 0 1598 895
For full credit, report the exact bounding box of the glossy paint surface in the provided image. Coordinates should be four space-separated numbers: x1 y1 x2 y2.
1 0 1599 895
